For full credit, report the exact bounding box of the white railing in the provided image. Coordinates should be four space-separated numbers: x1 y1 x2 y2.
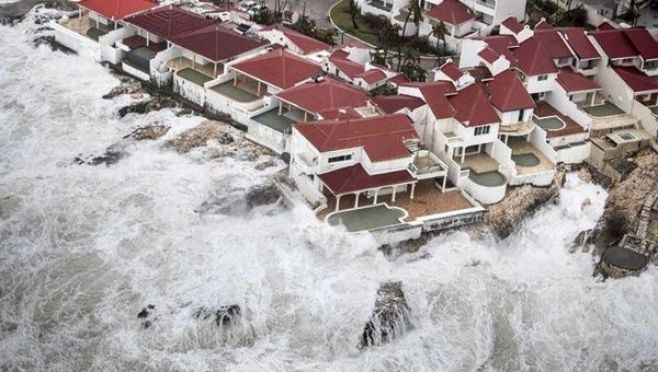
529 127 558 164
99 27 133 64
150 47 183 87
545 91 592 129
632 102 658 137
51 22 100 61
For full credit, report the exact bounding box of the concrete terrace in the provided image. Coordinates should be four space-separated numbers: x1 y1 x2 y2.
507 137 554 175
318 180 475 223
534 102 587 138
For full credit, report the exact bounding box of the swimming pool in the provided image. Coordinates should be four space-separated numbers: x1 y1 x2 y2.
534 116 565 131
326 205 406 232
512 153 540 167
468 170 506 187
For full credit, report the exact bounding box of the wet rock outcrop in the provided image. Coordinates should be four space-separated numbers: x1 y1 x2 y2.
585 150 658 278
102 78 144 100
196 183 283 216
361 282 411 348
166 120 235 154
123 125 170 141
118 96 178 118
485 168 566 238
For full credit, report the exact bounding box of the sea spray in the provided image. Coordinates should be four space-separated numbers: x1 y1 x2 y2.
1 8 658 372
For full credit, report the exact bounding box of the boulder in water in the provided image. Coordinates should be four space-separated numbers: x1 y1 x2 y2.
245 183 281 209
193 304 241 327
74 144 125 166
361 282 411 348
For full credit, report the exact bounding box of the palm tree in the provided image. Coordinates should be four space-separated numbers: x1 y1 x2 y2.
348 0 359 30
400 0 423 37
431 21 448 65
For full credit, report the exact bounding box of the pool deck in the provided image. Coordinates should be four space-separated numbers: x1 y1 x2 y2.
318 180 475 222
507 138 555 175
456 153 499 173
535 102 587 139
177 68 213 86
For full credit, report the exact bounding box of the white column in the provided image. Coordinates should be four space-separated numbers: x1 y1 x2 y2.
461 148 466 163
373 189 379 204
192 54 196 69
392 186 397 202
591 92 596 106
354 192 360 208
442 176 447 192
410 183 416 199
278 101 283 115
335 195 341 211
146 32 150 46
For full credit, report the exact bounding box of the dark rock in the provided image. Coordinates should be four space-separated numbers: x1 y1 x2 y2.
74 144 125 166
142 320 152 329
118 95 177 117
147 304 155 310
137 308 149 318
361 282 411 348
176 109 194 117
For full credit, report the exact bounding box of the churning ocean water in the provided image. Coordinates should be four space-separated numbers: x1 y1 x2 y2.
1 8 658 372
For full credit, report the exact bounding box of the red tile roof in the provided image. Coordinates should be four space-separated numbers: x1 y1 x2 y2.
403 81 456 119
556 68 600 93
316 107 363 120
318 164 414 194
613 66 658 93
263 24 330 54
448 83 500 126
535 19 553 30
125 6 214 40
329 55 365 79
277 78 368 114
356 69 387 84
79 0 157 21
232 48 322 89
590 28 657 60
535 28 572 59
513 38 558 76
560 28 600 60
294 114 418 162
171 24 265 62
387 74 410 85
438 61 463 81
502 17 524 34
486 70 535 112
426 0 475 25
372 94 426 114
478 47 501 64
624 28 658 61
597 21 616 30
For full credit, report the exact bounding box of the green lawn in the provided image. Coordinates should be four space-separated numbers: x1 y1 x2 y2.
330 0 382 47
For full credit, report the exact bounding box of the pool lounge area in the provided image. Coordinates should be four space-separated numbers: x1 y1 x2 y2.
326 204 406 232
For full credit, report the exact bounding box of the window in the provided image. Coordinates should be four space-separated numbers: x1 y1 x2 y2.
557 57 571 66
537 74 549 81
474 125 490 136
328 154 352 163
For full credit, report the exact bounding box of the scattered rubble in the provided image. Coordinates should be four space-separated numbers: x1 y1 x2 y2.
361 282 411 348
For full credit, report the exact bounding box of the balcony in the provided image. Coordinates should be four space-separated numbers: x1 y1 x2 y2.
409 150 447 180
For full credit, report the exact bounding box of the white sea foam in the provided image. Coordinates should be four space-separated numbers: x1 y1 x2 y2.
1 9 658 372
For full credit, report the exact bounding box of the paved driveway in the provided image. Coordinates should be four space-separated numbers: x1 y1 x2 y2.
261 0 336 28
